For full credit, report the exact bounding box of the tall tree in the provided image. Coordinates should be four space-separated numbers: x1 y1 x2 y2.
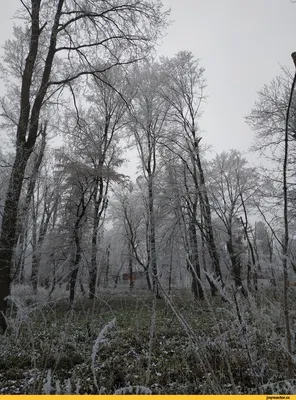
56 152 95 303
128 63 170 297
0 0 168 332
161 51 222 294
208 150 258 290
65 67 129 299
111 184 152 291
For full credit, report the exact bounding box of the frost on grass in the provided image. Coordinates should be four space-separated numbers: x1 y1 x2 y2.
1 290 296 394
91 318 116 392
114 385 152 394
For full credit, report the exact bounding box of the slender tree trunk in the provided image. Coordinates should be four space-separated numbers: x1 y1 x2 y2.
89 175 108 298
148 174 159 297
69 223 82 304
200 208 217 296
80 278 85 294
31 202 38 293
168 240 173 295
247 250 252 291
268 237 273 263
145 266 152 291
31 188 52 293
69 266 79 304
104 244 110 288
188 216 204 300
16 224 28 284
89 181 100 299
196 146 223 285
49 254 56 296
226 237 243 290
240 215 258 292
128 243 134 291
19 239 26 284
114 266 123 289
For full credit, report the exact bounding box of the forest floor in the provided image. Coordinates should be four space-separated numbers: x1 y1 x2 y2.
0 285 296 394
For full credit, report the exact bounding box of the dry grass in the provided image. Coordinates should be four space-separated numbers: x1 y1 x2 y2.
0 286 296 394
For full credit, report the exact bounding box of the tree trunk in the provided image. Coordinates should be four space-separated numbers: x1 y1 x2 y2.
148 174 159 297
145 267 152 291
49 255 56 297
104 243 110 288
18 128 47 287
16 225 28 284
128 243 134 291
200 209 217 296
0 0 63 332
226 238 243 290
89 174 107 299
0 150 31 332
168 241 173 295
31 202 38 293
282 56 296 377
188 218 204 300
240 215 258 292
247 251 252 291
69 266 79 304
113 267 122 289
69 224 82 304
89 180 100 299
196 148 223 285
80 278 85 294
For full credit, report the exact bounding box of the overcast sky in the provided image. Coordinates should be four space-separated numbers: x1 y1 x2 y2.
0 0 295 166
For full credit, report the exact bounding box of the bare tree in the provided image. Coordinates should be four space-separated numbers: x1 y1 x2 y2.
246 53 296 377
64 67 129 299
128 63 170 297
111 184 152 291
13 126 47 283
0 0 168 332
282 52 296 377
208 150 258 290
160 51 223 293
30 173 59 292
57 153 96 304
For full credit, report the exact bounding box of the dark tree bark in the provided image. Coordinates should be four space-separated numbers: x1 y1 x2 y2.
281 53 296 377
148 174 159 297
31 197 38 293
200 209 216 296
168 240 173 295
14 126 47 282
188 217 204 300
196 145 223 286
89 174 107 299
89 180 100 298
0 0 64 333
240 196 259 292
226 237 243 290
0 149 34 333
0 0 167 333
128 243 134 291
104 243 111 288
144 267 152 292
31 188 55 293
15 223 28 284
69 220 82 304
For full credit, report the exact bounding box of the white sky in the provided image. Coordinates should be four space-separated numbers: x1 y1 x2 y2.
158 0 296 155
0 0 295 174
